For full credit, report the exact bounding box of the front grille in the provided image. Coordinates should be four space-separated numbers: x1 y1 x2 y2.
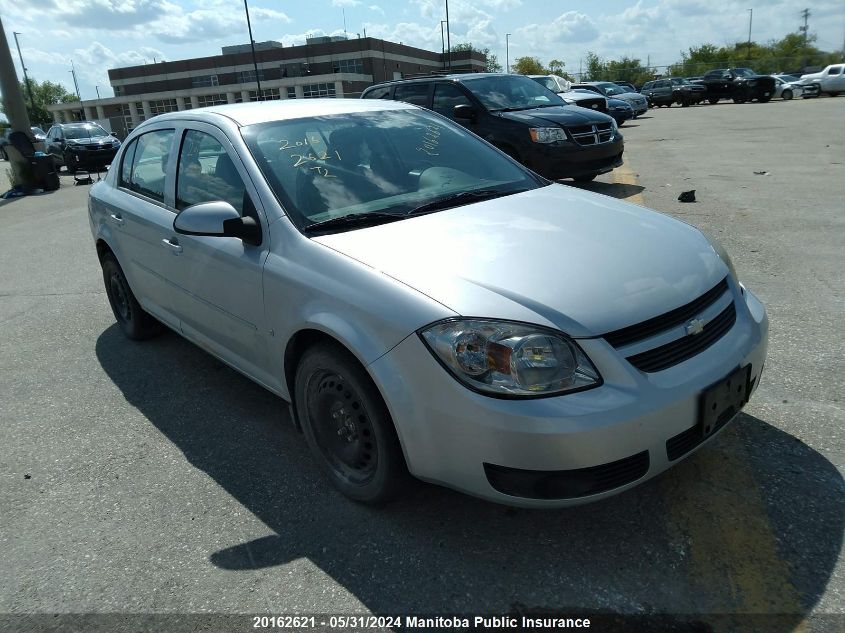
603 278 729 348
626 302 736 372
484 451 649 500
567 122 614 146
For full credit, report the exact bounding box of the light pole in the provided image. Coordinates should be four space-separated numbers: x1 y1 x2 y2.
440 20 446 70
746 8 753 60
243 0 263 100
95 85 101 99
445 0 451 69
506 33 511 74
12 32 35 118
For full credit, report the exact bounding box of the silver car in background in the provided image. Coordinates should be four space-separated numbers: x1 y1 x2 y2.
89 99 768 507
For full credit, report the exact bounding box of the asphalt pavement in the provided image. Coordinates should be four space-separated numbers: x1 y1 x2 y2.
1 97 843 632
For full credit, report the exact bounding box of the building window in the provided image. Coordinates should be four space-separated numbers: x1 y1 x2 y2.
281 63 301 78
196 94 228 107
302 83 336 98
181 97 192 110
287 87 297 99
333 58 363 74
249 88 280 101
135 102 145 122
192 75 219 88
149 98 178 115
119 103 133 131
237 69 265 84
114 86 123 97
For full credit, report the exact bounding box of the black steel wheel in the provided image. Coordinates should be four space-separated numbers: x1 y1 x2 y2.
101 254 162 340
295 343 408 503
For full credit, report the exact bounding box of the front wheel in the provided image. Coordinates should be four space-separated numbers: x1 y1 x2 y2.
295 343 409 503
102 254 162 340
782 89 793 100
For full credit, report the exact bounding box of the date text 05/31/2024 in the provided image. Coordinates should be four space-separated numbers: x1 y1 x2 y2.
252 615 592 629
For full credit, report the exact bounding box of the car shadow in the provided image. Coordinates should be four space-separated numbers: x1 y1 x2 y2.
566 179 645 202
95 325 843 629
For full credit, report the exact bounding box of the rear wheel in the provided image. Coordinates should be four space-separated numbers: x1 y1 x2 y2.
295 343 409 503
101 254 162 340
782 89 793 100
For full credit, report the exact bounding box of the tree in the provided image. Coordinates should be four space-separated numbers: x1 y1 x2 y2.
512 56 546 75
547 59 565 75
451 43 502 73
11 79 78 127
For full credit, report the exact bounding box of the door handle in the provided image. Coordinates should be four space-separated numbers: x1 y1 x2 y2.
109 213 124 225
161 238 183 254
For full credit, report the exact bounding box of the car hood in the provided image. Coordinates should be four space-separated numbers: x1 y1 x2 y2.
607 98 633 109
497 106 613 126
612 92 646 103
312 185 728 337
798 71 823 82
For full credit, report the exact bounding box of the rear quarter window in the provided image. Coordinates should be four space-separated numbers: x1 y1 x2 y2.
363 86 391 99
393 83 431 107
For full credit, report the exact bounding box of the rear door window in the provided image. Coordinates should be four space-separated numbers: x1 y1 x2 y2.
123 129 175 204
177 129 250 216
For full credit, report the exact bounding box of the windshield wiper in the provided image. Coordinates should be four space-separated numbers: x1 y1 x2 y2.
302 211 404 235
401 188 527 216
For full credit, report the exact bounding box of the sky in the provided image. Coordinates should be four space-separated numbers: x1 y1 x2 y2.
1 0 843 100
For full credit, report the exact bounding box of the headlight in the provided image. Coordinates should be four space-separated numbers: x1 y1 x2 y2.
528 127 567 143
703 232 739 282
419 319 601 397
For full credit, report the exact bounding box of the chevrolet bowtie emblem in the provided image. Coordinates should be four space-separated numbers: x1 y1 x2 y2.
685 318 705 336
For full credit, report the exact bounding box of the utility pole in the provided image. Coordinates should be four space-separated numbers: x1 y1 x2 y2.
243 0 263 100
12 32 35 119
800 8 810 70
747 9 753 60
440 21 446 70
0 14 33 139
95 85 101 99
445 0 451 70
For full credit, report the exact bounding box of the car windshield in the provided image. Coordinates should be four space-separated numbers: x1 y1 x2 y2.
670 78 690 85
596 83 627 96
530 77 558 92
461 75 566 111
241 108 543 233
32 127 46 136
733 68 756 78
64 124 109 139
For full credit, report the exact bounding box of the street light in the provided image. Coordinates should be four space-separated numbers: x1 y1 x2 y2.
506 33 511 74
444 0 451 69
746 8 753 60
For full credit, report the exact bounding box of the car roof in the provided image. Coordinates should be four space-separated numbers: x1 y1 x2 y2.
134 98 418 129
366 72 522 89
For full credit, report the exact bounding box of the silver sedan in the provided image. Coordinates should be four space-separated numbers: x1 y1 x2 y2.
89 99 768 507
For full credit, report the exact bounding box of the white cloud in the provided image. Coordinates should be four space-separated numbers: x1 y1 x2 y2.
331 0 361 6
368 5 385 16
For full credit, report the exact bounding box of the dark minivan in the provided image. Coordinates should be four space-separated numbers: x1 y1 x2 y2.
362 73 623 182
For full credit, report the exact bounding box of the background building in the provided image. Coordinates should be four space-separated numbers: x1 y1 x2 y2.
47 36 487 137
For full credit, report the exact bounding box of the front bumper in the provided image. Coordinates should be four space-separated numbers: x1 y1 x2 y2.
525 134 624 180
67 146 119 170
368 283 768 508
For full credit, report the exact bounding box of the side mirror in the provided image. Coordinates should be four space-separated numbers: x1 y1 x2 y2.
453 104 476 120
174 201 261 245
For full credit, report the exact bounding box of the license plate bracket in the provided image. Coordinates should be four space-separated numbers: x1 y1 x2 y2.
698 365 752 438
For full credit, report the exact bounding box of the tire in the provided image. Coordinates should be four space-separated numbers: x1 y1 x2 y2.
782 89 793 100
295 343 409 504
708 98 719 105
101 254 162 340
573 173 597 183
758 95 771 103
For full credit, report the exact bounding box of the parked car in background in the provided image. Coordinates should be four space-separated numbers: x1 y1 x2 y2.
528 74 572 94
797 64 845 96
45 122 121 173
89 99 768 507
698 68 775 104
363 73 624 183
560 89 609 114
642 78 706 107
772 76 803 100
0 126 47 160
686 76 703 83
606 98 635 126
612 81 638 93
572 82 649 116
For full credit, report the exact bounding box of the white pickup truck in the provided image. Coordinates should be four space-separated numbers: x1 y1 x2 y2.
798 64 845 96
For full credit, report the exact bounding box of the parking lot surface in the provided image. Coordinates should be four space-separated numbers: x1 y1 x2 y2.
1 98 843 631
